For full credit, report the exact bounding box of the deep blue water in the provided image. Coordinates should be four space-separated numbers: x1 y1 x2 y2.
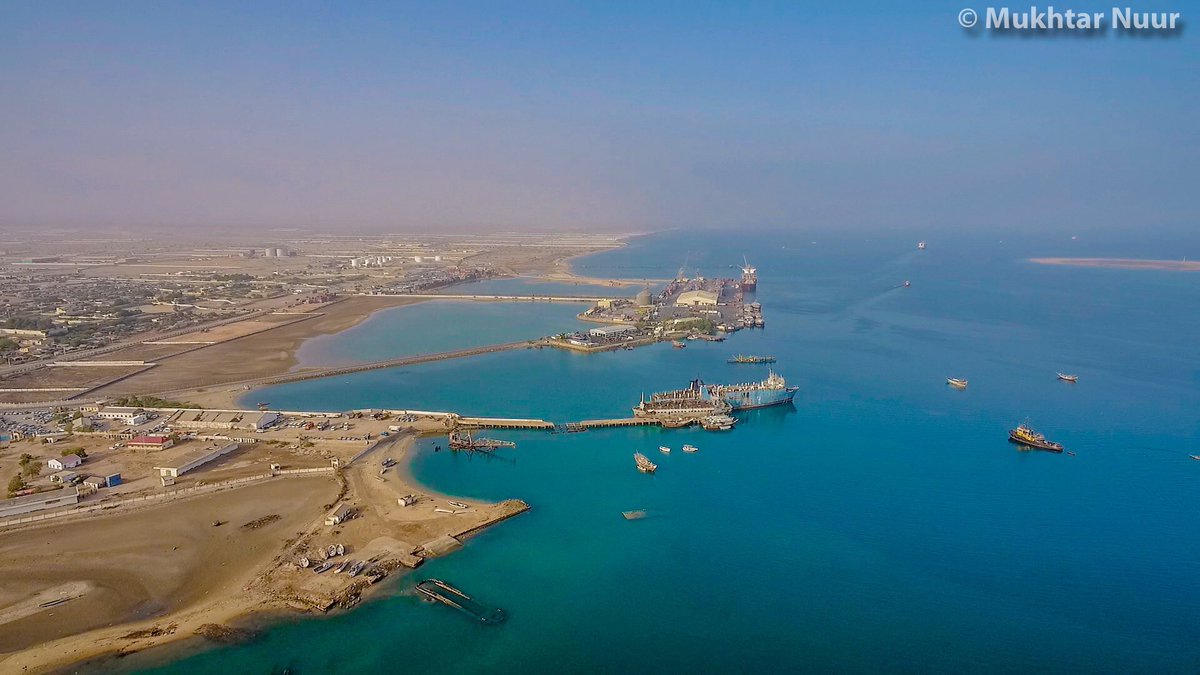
135 229 1200 674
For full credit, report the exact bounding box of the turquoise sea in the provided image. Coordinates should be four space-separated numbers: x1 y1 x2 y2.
133 229 1200 673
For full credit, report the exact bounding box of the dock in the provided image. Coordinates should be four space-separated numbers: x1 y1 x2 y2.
575 418 662 429
457 417 554 430
415 579 506 624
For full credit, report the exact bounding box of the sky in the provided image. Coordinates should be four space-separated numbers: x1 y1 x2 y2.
0 1 1196 233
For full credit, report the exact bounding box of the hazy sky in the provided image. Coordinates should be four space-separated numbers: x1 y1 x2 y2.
1 2 1196 233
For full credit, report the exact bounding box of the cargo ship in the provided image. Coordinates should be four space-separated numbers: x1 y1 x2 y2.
728 355 776 364
704 370 798 411
740 257 757 292
1008 424 1064 453
632 380 732 418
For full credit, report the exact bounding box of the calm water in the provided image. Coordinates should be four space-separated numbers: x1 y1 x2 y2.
296 300 592 366
136 229 1200 674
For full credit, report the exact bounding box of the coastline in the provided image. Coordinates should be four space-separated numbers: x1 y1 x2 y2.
3 434 527 674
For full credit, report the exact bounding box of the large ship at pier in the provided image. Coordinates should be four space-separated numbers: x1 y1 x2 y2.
704 370 798 410
632 380 732 418
634 372 797 417
740 257 758 292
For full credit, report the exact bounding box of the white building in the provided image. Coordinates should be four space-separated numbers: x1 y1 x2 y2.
48 454 83 471
675 290 719 307
588 325 638 338
154 442 239 478
96 407 148 425
0 488 80 519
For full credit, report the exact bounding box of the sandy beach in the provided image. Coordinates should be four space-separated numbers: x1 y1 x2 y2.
1029 257 1200 271
0 433 528 673
85 295 425 404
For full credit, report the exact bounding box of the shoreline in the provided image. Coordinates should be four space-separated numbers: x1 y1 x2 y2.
1029 257 1200 271
4 433 527 674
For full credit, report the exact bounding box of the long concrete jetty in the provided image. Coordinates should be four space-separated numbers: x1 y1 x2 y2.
157 340 538 396
365 293 605 303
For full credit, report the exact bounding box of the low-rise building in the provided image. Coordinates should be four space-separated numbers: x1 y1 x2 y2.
50 470 79 484
588 325 638 338
153 442 239 478
96 407 148 425
48 454 83 471
0 488 79 519
325 502 352 525
128 435 174 451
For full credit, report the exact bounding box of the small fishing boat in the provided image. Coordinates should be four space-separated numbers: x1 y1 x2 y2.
1057 373 1079 382
1190 455 1200 461
672 340 686 349
622 510 648 520
659 445 671 455
297 556 310 568
947 378 968 389
349 561 365 577
903 280 911 288
635 453 658 473
336 543 345 556
335 560 350 574
682 444 698 453
448 500 469 509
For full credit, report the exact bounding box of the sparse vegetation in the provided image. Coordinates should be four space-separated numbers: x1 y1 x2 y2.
114 395 203 409
7 474 25 496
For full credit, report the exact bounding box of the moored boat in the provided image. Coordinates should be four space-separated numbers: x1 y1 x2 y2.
701 414 736 431
672 340 686 348
658 445 671 455
727 355 776 364
1008 424 1064 453
682 444 698 453
1057 372 1079 382
635 453 658 473
947 378 968 389
705 370 798 410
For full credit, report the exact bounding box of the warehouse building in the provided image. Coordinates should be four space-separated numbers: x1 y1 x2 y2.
154 442 239 478
0 488 80 519
588 325 638 338
95 407 149 425
674 290 719 307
